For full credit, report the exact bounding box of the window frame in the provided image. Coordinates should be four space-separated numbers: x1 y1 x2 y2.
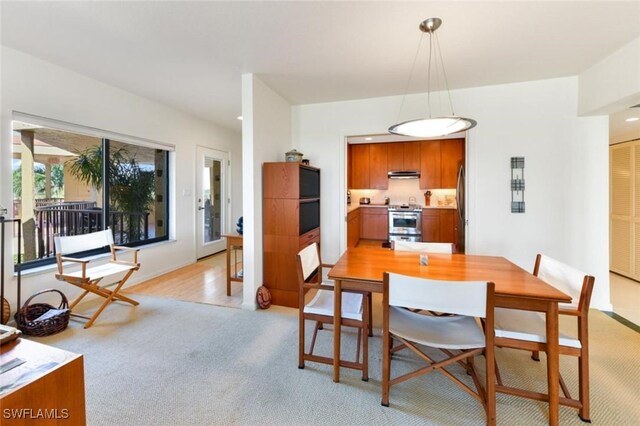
12 118 172 271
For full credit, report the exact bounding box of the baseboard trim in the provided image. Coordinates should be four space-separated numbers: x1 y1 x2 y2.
602 311 640 334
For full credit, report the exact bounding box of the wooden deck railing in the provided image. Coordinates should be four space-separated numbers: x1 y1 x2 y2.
34 203 149 259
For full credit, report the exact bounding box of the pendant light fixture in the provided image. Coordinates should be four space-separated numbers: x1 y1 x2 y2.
389 18 477 138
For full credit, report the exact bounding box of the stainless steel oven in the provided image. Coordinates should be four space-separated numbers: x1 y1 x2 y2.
388 205 422 242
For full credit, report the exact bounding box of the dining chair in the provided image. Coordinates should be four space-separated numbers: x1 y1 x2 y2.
493 254 595 422
296 243 369 381
381 272 496 425
391 241 454 253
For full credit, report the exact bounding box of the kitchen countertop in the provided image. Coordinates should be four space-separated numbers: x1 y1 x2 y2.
347 204 387 213
423 205 457 210
348 204 457 213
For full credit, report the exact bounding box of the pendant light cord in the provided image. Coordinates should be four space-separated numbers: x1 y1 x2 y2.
434 31 455 116
395 33 425 125
427 31 433 118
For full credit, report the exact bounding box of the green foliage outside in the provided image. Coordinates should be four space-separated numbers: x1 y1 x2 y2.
13 163 64 200
67 145 155 213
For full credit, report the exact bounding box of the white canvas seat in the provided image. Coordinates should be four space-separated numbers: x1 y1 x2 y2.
494 308 581 349
392 241 453 253
54 229 140 329
304 289 363 321
493 254 595 422
381 272 496 424
63 262 137 281
390 306 485 349
296 243 369 380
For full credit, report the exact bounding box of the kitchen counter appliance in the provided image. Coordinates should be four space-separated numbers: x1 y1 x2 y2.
388 204 422 242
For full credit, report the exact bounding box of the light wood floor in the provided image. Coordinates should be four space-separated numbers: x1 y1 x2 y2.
125 251 243 308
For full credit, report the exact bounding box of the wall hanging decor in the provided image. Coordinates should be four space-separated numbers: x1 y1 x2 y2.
511 157 525 213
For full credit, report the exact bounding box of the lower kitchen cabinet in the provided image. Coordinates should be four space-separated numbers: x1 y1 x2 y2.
422 209 457 244
347 208 361 248
421 210 440 242
360 207 388 240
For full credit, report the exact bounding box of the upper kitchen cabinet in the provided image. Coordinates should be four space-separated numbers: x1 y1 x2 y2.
369 143 388 189
419 139 465 189
350 144 370 189
420 141 441 189
348 143 388 190
441 138 465 188
387 142 421 172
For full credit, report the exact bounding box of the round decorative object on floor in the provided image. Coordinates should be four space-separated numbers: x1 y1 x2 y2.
1 297 9 324
256 286 271 309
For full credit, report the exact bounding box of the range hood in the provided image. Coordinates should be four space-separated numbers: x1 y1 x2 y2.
388 170 421 179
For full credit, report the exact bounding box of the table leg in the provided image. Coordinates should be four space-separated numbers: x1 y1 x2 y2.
226 242 231 297
333 279 342 383
546 302 559 426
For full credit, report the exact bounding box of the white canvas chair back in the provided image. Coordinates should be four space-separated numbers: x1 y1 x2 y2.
537 255 588 309
393 241 453 254
387 272 488 317
298 243 320 281
54 229 114 255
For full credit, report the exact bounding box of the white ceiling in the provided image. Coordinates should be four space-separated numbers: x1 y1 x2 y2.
2 1 640 132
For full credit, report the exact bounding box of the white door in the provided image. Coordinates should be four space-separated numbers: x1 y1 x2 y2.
196 146 229 258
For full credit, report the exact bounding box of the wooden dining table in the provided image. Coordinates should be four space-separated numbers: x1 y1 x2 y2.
328 247 572 426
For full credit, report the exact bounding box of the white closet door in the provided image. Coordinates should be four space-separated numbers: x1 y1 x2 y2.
610 144 633 276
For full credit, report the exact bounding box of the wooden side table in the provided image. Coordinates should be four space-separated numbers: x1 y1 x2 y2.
1 338 86 425
222 234 243 296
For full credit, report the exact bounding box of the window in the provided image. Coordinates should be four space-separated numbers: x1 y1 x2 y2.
11 120 170 269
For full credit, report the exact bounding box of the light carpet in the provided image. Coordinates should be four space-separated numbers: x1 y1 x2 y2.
34 295 640 425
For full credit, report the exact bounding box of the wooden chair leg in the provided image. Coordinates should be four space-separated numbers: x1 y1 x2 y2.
355 327 362 366
494 357 504 386
381 331 391 406
531 350 540 361
69 289 91 309
309 321 322 357
578 352 591 422
367 293 373 337
362 297 369 381
298 312 305 369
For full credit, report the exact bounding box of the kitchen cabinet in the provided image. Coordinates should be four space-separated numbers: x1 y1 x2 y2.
369 143 388 189
420 141 441 189
351 144 370 189
439 209 456 243
420 139 464 189
387 142 421 172
421 210 440 242
441 138 465 188
360 207 388 240
421 208 457 245
349 143 388 190
347 208 361 248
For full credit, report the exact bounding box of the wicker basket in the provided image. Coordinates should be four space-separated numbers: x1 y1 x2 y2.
1 297 9 325
15 289 70 337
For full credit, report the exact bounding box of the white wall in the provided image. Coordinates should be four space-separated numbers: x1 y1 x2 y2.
0 47 242 306
579 36 640 115
293 77 612 310
241 74 292 309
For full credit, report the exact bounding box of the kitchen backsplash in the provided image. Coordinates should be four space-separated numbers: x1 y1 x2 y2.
350 179 457 207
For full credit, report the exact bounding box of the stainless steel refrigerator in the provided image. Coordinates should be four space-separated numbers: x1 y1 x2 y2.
455 161 466 253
